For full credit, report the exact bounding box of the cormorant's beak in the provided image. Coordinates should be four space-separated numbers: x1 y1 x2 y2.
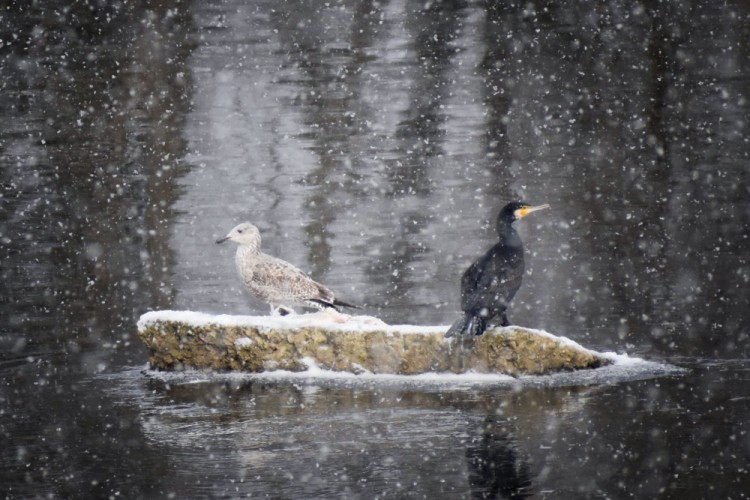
216 235 230 244
517 204 550 218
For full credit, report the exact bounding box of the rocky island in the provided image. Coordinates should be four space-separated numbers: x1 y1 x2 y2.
137 310 611 377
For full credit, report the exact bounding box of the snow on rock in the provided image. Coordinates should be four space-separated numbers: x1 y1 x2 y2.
137 310 612 377
137 309 438 334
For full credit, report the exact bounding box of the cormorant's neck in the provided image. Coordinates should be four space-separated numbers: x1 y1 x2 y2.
496 221 522 248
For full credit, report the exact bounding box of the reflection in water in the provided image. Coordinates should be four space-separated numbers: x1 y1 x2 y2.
1 1 192 496
0 0 191 351
466 417 533 499
1 0 750 498
475 0 750 358
171 0 750 359
112 373 563 498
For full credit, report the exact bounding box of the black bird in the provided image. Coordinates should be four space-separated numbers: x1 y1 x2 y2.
446 202 550 337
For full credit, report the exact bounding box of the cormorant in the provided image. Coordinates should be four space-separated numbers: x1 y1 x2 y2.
217 222 357 315
445 202 549 337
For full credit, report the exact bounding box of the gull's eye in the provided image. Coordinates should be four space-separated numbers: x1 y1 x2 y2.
238 229 243 233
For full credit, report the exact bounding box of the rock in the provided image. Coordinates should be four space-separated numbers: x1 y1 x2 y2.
137 310 611 377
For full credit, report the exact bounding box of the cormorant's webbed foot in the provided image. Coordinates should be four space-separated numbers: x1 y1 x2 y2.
500 313 510 327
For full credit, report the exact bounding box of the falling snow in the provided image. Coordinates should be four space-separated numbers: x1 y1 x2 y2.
1 0 749 498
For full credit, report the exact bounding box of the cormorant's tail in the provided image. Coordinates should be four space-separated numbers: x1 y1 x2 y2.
445 313 487 337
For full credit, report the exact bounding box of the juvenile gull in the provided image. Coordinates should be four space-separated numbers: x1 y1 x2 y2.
216 222 357 315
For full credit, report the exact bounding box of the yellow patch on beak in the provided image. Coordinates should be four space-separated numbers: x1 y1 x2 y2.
516 204 550 218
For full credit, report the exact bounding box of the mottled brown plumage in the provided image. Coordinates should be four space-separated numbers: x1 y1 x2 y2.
217 222 356 315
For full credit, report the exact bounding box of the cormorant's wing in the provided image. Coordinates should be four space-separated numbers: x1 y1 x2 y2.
460 245 524 313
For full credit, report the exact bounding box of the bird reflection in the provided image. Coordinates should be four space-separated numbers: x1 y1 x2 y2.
466 417 533 499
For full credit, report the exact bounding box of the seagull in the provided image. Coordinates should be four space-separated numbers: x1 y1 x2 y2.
216 222 357 316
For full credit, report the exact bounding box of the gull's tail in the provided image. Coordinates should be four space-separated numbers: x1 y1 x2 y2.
308 297 360 311
333 298 359 310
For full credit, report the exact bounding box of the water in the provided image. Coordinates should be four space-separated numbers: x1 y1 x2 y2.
1 0 749 497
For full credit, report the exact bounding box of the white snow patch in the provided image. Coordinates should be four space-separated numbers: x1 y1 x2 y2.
138 309 447 335
234 337 253 348
600 351 645 365
496 325 600 354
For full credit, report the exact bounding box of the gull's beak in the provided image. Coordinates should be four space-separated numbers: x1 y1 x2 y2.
518 204 550 218
216 235 230 244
